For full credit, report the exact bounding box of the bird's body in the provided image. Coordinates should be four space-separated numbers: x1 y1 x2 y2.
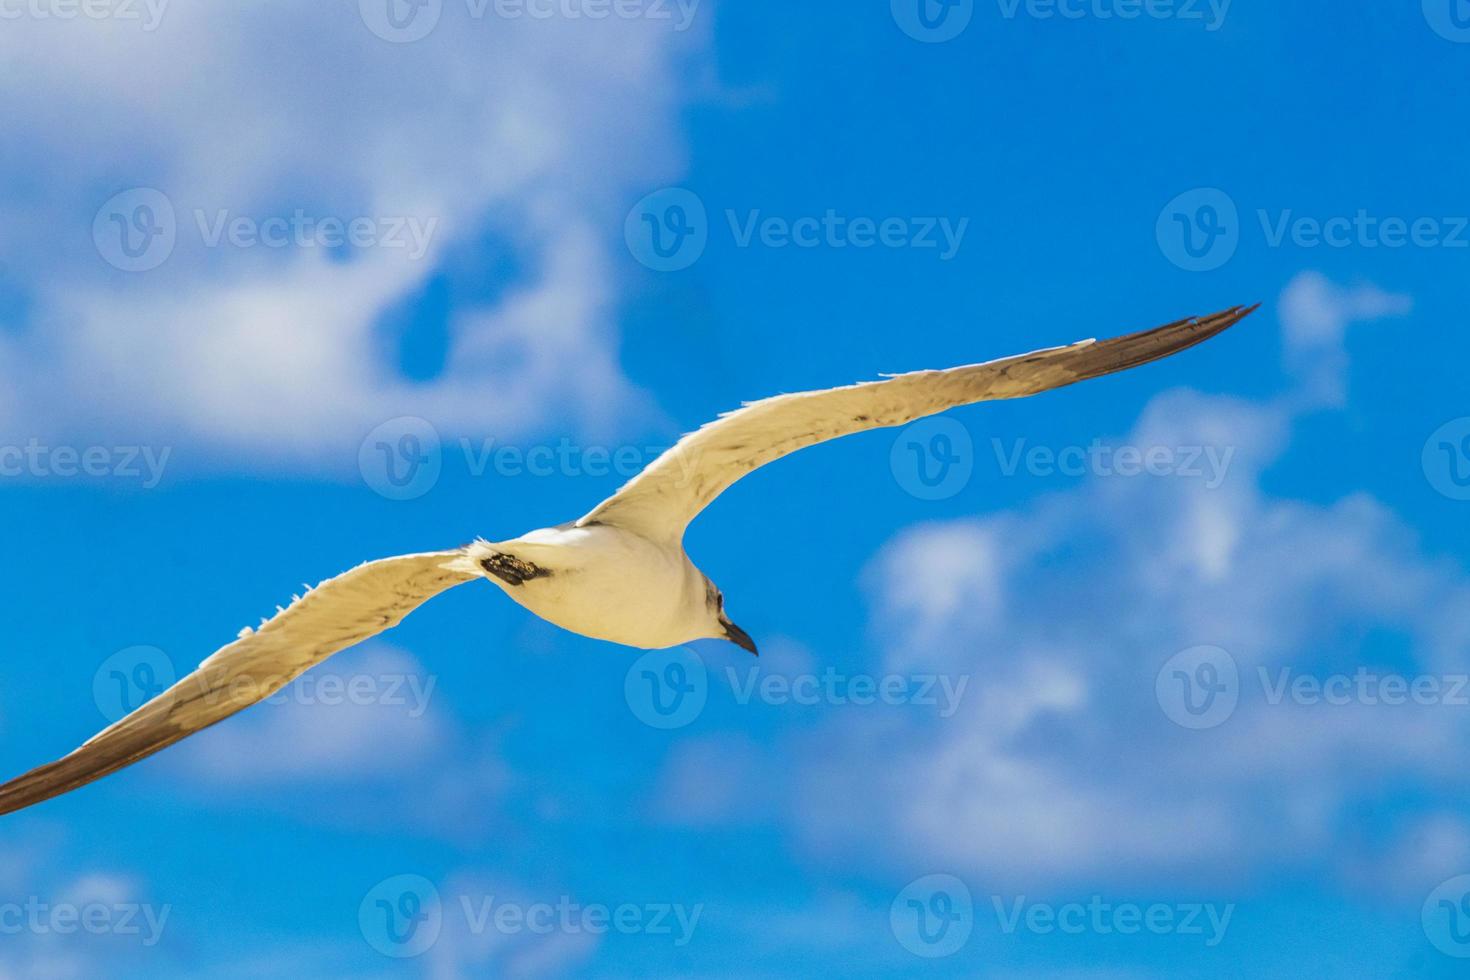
466 525 716 650
0 303 1257 816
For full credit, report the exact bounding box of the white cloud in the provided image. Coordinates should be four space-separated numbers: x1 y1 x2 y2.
0 862 166 980
835 434 1467 882
0 0 707 464
1279 271 1412 409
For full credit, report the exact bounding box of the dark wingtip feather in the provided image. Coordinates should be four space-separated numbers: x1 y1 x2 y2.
1059 302 1257 387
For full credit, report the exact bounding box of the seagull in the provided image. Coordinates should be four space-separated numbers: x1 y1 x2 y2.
0 304 1256 816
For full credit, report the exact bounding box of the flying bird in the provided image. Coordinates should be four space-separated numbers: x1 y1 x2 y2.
0 304 1256 816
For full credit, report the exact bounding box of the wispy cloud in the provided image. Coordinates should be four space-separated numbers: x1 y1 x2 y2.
1279 270 1412 409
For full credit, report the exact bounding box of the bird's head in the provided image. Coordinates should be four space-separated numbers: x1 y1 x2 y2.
704 579 757 656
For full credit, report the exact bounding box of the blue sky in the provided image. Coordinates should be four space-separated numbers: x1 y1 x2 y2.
2 1 1470 977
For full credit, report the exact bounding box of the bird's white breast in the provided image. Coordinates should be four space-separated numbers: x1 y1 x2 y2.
469 525 705 650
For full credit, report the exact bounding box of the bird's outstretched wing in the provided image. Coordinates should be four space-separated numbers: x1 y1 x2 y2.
0 549 478 817
582 304 1258 543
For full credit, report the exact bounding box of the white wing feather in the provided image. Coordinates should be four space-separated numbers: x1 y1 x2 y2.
0 549 478 815
581 305 1257 543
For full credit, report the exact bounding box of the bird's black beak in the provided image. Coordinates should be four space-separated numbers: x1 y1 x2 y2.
720 616 758 656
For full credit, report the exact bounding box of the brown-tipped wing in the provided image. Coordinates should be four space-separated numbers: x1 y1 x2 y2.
581 304 1258 543
0 550 479 817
